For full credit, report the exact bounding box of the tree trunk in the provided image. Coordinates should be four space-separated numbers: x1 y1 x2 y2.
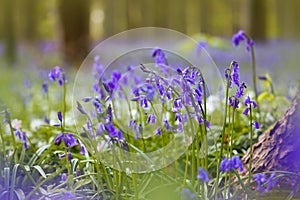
58 0 90 65
248 0 267 40
3 0 16 65
243 91 300 187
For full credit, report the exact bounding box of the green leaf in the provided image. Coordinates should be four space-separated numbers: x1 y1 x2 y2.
33 165 47 179
14 189 25 200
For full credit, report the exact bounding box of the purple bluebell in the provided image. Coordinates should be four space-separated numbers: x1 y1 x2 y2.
220 156 244 173
42 81 48 94
231 156 244 172
174 98 182 109
111 70 122 82
232 30 254 51
244 96 257 108
156 127 162 136
258 75 268 81
229 97 240 109
96 122 105 136
206 120 211 128
265 172 278 192
146 113 156 124
182 188 195 200
67 152 72 162
57 111 62 123
22 133 29 150
253 173 266 194
61 173 67 182
80 144 86 155
197 114 204 124
177 123 183 132
116 129 123 141
164 119 169 131
235 82 247 98
252 121 260 129
253 172 278 195
55 133 78 148
175 112 182 122
243 107 250 116
152 48 167 65
106 104 112 123
197 167 210 184
49 66 62 81
232 30 245 46
93 98 103 114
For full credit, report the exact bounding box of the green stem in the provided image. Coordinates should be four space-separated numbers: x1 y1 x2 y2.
62 80 67 128
215 61 234 199
248 105 254 184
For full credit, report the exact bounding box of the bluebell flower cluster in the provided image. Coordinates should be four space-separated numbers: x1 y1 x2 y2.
48 66 66 86
219 156 244 173
242 96 260 129
225 62 247 109
232 30 255 51
253 172 278 195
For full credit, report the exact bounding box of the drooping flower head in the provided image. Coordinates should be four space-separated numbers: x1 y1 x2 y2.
197 167 210 184
232 30 255 51
152 47 167 65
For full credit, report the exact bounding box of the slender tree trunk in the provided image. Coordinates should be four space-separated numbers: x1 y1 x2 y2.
248 0 267 40
58 0 90 65
3 0 16 65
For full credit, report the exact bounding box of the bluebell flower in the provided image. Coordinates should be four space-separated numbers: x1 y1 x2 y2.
175 112 182 122
252 121 260 129
182 188 195 200
67 152 72 162
177 123 183 132
253 173 278 195
49 66 62 81
156 127 162 136
55 133 78 148
235 82 247 98
265 172 278 192
146 113 156 124
61 173 67 182
220 156 244 173
106 104 112 123
197 167 210 184
152 48 167 65
42 81 48 94
232 30 254 51
57 111 62 123
111 70 122 82
205 120 211 128
80 144 86 155
48 66 66 86
93 98 103 114
232 30 245 46
164 119 169 131
229 96 240 109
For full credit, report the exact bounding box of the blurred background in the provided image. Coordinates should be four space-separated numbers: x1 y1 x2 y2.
0 0 299 66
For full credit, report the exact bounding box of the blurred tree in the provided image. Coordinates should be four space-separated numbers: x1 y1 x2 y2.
23 0 38 42
167 0 186 33
199 0 210 34
185 0 200 35
58 0 91 65
249 0 267 40
3 0 16 64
